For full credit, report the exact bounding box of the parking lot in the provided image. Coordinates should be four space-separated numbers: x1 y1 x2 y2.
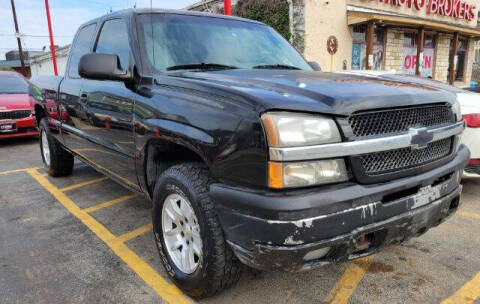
1 138 480 304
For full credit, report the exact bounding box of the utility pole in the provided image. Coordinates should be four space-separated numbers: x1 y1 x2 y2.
10 0 26 76
45 0 58 76
224 0 231 15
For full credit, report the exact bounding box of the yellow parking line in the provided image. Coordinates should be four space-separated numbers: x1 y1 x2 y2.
116 223 153 243
442 272 480 304
0 167 40 175
27 169 192 304
326 255 375 304
457 210 480 220
83 193 137 213
59 177 108 192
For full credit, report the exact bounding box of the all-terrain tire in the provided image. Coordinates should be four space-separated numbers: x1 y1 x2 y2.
39 118 74 177
152 162 241 299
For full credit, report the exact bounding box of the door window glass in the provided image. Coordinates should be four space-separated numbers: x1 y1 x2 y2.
68 24 96 78
95 19 130 70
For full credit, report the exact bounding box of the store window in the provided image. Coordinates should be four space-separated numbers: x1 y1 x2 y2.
351 25 384 70
448 38 468 82
402 32 435 78
475 48 480 63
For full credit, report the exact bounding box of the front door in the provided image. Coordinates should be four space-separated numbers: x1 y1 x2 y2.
77 18 139 190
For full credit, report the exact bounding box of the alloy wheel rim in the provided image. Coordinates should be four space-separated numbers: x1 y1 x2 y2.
41 130 50 167
161 193 203 274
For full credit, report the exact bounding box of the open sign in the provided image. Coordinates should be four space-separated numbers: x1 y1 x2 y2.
402 46 434 77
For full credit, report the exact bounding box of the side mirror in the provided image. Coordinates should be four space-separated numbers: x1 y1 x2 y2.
79 53 132 81
308 61 322 71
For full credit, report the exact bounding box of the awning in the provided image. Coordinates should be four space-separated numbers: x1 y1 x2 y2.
347 5 480 37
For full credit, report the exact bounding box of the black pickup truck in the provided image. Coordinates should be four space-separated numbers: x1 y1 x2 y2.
32 9 469 298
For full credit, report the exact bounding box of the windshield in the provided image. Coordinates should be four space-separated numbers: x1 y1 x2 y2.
137 14 312 72
0 76 28 94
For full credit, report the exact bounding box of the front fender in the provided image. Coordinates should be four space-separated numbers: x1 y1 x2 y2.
133 85 269 196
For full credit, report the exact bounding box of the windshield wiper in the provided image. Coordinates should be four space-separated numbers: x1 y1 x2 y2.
166 63 239 71
252 64 301 70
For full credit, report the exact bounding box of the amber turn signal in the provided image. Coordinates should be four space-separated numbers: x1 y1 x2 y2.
268 162 284 189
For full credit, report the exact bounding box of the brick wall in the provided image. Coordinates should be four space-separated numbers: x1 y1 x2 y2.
384 29 404 71
463 38 475 86
434 34 451 83
288 0 305 54
186 0 233 13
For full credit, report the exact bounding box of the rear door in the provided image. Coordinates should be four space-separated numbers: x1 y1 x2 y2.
76 18 139 190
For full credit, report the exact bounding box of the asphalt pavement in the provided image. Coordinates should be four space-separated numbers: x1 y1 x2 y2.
1 138 479 304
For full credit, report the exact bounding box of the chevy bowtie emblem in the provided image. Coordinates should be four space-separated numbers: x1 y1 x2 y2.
409 127 434 150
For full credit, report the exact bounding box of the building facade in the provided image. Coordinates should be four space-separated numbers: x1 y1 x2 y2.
189 0 480 87
300 0 480 87
0 50 45 78
30 45 70 77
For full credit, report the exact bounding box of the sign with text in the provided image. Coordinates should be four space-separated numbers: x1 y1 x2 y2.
327 36 338 55
370 0 477 21
402 46 434 77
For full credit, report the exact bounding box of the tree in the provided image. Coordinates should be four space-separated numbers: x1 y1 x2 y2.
234 0 290 41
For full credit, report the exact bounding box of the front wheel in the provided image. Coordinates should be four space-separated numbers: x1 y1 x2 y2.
39 118 74 177
152 163 241 299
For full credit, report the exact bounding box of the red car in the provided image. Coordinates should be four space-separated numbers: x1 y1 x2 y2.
0 71 39 139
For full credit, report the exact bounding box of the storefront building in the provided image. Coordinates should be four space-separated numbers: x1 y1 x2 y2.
188 0 480 87
295 0 480 87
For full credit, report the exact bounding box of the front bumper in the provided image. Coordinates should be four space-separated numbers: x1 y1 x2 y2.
0 117 38 139
211 145 470 271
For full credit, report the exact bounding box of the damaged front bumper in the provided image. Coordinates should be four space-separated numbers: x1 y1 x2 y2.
211 145 470 272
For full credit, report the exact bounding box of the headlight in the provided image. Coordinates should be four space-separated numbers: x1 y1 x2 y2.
268 159 348 188
261 112 341 147
262 111 348 188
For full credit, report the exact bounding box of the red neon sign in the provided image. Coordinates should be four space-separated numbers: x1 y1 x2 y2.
375 0 477 21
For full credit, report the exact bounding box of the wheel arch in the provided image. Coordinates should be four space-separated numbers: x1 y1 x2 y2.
143 138 211 198
34 103 47 126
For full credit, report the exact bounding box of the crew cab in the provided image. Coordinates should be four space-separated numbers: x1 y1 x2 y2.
31 9 469 299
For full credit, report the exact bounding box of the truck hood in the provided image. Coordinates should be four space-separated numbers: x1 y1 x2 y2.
341 71 479 115
0 94 33 110
166 69 457 116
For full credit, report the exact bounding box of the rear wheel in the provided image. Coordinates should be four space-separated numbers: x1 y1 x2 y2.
39 118 74 177
152 163 241 299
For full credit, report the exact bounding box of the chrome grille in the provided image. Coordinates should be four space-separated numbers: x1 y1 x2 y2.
358 138 452 176
0 110 31 120
349 104 454 138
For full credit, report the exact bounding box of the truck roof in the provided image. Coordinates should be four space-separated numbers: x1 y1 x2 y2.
80 8 264 28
